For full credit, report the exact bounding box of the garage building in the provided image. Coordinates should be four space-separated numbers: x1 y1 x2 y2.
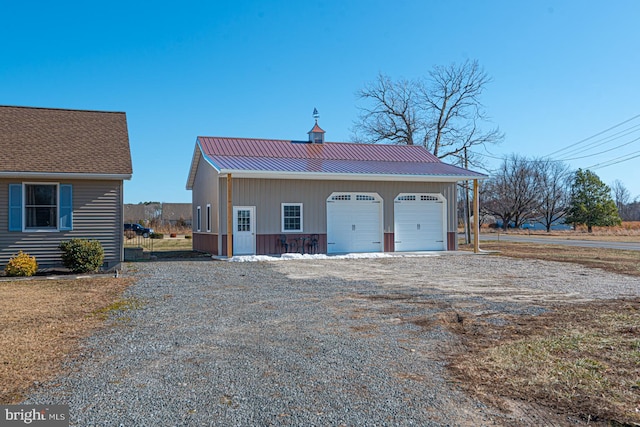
186 119 486 256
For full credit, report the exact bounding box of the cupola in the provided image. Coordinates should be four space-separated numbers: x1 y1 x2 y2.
307 108 325 143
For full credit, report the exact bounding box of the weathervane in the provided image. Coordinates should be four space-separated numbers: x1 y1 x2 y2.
313 108 319 122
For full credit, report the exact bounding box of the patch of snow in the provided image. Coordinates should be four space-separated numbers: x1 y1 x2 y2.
227 252 440 262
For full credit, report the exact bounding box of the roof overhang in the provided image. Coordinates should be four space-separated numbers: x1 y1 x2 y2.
186 139 488 189
186 140 221 190
214 168 487 182
0 172 132 180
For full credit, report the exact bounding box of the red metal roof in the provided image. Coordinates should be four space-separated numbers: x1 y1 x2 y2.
308 122 325 134
196 136 485 178
199 137 440 162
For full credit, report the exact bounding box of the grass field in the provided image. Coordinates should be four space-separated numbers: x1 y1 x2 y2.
478 221 640 241
455 240 640 424
0 277 133 404
466 240 640 277
450 298 640 425
124 235 193 251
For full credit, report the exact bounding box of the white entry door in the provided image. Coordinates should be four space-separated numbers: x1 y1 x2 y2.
233 206 255 255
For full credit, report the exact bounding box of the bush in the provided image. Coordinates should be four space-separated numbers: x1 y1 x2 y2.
185 235 192 239
59 239 104 273
5 251 38 277
150 232 164 239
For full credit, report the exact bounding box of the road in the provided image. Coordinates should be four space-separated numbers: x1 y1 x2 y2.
478 233 640 251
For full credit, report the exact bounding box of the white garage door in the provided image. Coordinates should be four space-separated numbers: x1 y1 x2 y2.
326 192 383 254
394 193 446 251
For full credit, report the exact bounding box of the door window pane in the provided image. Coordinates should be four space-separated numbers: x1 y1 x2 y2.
237 210 251 232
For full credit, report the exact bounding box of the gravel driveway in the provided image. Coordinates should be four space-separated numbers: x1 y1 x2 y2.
25 254 640 426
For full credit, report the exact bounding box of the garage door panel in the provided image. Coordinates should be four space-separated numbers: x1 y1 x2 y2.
326 202 352 253
327 194 382 254
394 194 445 251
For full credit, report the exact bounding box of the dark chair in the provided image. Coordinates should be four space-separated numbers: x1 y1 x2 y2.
307 234 319 254
278 234 289 253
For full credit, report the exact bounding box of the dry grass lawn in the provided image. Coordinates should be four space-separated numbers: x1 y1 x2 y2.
455 240 640 424
480 221 640 242
476 241 640 277
0 277 133 404
449 299 640 425
124 234 193 252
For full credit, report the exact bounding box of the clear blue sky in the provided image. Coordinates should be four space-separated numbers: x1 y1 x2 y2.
3 1 639 203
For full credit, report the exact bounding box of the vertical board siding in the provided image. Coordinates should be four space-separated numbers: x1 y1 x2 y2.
384 233 395 252
0 180 123 268
192 157 220 254
217 177 457 235
447 232 457 250
193 233 218 254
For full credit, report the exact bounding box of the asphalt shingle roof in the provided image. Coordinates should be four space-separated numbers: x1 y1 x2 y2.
0 106 132 176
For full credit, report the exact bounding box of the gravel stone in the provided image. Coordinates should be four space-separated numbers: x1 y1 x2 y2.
24 253 640 426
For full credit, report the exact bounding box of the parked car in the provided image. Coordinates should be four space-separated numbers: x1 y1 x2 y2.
124 223 153 238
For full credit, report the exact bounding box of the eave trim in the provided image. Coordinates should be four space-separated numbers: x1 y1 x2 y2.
215 169 487 182
0 172 131 180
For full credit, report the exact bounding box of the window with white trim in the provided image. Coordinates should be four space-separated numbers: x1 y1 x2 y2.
281 203 302 232
8 183 73 232
196 206 201 232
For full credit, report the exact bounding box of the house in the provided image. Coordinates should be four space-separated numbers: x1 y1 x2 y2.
124 203 161 225
161 203 192 227
0 106 133 270
186 117 486 257
124 203 192 227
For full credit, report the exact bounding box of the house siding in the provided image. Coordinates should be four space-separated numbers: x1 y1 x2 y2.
0 179 124 269
192 157 220 252
196 175 460 255
217 177 457 235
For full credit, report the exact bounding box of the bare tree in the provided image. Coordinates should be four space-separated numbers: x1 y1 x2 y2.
353 74 421 145
353 60 503 165
481 154 541 230
420 60 503 161
611 179 631 220
535 159 572 232
627 198 640 221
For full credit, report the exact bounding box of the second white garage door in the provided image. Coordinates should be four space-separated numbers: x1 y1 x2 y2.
394 193 446 251
326 192 383 254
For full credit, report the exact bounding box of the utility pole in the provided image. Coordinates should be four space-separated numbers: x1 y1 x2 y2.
464 147 472 245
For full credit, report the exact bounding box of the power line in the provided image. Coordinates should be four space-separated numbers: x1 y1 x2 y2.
473 151 507 161
470 114 640 169
553 123 640 158
546 113 640 157
586 149 640 170
557 136 640 161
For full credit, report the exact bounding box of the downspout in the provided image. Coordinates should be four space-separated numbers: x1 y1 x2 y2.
473 179 480 253
119 180 124 268
227 173 233 257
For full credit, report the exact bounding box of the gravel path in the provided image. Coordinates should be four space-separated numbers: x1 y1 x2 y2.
25 254 640 426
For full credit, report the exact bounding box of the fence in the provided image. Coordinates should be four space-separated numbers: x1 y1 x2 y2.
123 233 154 253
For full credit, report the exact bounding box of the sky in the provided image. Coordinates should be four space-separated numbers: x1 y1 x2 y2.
2 0 639 203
